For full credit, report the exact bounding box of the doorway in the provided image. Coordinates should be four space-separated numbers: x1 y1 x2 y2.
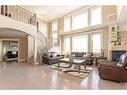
2 40 19 63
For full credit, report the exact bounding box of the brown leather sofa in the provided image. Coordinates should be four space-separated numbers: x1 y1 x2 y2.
98 53 127 82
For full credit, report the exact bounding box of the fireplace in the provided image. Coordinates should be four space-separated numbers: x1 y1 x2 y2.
112 50 126 62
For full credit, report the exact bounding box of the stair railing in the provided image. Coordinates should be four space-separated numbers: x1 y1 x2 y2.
0 5 36 25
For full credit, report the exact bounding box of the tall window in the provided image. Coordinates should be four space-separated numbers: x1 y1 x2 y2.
37 18 48 38
92 32 101 53
52 21 57 31
64 17 71 32
51 21 58 52
91 6 102 25
72 35 88 52
52 32 57 46
72 12 88 30
64 37 70 52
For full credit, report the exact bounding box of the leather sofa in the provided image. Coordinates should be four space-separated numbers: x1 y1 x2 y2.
42 52 64 65
71 52 84 59
71 52 94 65
98 53 127 82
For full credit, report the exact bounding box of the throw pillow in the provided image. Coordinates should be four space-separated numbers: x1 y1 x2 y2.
83 54 87 59
48 52 52 57
116 62 124 67
86 53 91 58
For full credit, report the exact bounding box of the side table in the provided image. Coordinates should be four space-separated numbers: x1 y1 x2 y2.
95 56 107 66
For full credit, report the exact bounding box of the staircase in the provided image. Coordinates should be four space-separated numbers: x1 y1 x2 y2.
0 5 36 37
36 30 48 64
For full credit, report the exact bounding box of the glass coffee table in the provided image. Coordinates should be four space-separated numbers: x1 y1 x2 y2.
58 58 86 73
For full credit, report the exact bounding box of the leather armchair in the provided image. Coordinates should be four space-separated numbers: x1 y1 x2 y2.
85 56 94 65
98 53 127 82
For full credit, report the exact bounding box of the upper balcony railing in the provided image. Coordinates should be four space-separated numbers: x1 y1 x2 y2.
0 5 36 26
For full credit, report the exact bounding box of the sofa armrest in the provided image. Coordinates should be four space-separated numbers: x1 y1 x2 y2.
98 61 127 82
98 65 127 79
99 61 124 69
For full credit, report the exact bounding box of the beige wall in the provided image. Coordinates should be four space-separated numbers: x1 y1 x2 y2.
28 35 35 64
47 22 51 49
102 6 117 24
19 37 28 62
103 27 109 57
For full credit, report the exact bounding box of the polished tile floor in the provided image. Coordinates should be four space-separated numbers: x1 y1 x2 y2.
0 61 127 90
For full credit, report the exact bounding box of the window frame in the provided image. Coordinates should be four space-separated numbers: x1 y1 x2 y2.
64 16 71 32
63 6 102 32
63 37 71 52
72 10 88 30
72 34 88 52
51 21 58 31
51 20 58 50
92 31 102 53
90 6 102 26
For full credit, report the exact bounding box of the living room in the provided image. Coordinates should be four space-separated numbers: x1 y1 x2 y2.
0 0 127 94
41 5 127 86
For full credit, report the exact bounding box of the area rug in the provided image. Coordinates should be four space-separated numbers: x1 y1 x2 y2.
50 63 92 79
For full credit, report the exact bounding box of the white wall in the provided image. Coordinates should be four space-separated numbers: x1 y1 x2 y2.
0 15 36 37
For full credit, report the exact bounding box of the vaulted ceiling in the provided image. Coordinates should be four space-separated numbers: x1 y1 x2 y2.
22 5 85 21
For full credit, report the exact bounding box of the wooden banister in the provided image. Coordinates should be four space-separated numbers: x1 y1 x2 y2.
0 5 36 26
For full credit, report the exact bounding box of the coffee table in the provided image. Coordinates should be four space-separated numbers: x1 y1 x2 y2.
58 58 86 73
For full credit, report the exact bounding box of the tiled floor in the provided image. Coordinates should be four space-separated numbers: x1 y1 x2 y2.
0 61 127 90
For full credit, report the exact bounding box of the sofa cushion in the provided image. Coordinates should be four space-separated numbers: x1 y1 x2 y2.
46 52 58 58
100 61 123 69
83 54 87 59
83 52 93 59
52 52 57 57
47 52 52 57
